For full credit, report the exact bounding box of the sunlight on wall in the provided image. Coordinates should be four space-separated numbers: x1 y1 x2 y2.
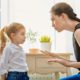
1 0 80 53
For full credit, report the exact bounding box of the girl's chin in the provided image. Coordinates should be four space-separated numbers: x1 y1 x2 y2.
19 41 24 44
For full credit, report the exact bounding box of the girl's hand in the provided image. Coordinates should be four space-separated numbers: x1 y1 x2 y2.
48 58 71 67
0 74 6 80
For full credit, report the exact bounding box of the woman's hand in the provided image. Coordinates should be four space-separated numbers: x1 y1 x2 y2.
40 50 80 68
48 58 71 67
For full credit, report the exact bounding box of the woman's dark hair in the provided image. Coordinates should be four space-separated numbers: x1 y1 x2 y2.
51 2 80 22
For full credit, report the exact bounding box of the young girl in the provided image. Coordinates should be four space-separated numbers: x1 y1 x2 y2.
0 27 8 80
0 23 29 80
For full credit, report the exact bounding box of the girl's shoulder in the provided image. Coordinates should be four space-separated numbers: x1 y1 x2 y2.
3 43 13 53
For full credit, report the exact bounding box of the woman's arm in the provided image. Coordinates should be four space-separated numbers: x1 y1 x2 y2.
43 50 80 68
48 29 80 68
48 58 80 68
41 50 72 67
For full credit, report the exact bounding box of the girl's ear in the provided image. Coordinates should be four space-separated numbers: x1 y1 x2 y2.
10 33 15 39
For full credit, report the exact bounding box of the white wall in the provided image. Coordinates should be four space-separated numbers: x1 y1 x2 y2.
8 0 57 52
1 0 9 27
8 0 53 31
1 0 80 54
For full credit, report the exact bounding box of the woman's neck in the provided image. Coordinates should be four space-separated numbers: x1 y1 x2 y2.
65 20 80 32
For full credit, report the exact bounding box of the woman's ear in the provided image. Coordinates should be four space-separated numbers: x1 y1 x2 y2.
61 13 68 20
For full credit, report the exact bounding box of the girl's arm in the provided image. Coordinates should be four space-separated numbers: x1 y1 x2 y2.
0 47 11 75
0 74 6 80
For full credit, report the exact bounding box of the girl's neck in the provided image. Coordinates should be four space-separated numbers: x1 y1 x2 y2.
0 47 4 54
11 41 20 47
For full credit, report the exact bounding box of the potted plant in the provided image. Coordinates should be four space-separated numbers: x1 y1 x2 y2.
26 29 37 43
39 35 52 52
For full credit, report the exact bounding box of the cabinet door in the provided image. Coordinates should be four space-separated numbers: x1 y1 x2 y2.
26 56 36 73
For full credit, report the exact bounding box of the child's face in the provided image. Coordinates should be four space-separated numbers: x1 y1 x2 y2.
11 28 26 44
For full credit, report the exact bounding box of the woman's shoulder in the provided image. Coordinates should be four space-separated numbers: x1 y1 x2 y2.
74 29 80 47
74 29 80 36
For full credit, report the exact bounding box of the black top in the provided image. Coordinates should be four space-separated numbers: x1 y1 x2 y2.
73 23 80 70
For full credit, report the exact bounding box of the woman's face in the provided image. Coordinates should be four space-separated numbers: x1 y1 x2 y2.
51 13 65 32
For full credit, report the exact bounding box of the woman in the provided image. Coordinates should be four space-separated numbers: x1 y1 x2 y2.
48 2 80 80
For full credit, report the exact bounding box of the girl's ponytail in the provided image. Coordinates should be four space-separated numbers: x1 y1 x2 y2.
0 27 9 54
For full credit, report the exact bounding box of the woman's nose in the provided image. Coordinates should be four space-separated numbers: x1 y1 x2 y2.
25 36 26 39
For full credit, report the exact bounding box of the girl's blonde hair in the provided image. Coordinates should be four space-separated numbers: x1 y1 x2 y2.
0 26 8 54
0 22 25 54
6 22 25 39
0 26 8 43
